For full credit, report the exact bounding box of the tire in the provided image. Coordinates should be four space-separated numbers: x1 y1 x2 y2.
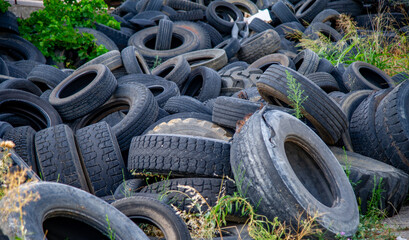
166 0 207 11
274 21 305 39
0 56 8 76
0 121 12 138
181 66 221 102
0 33 46 64
206 1 244 33
78 50 123 71
72 83 158 151
169 9 205 21
392 72 409 85
95 23 131 50
349 89 391 163
248 17 274 33
214 38 241 60
128 25 200 67
27 64 68 89
248 53 295 72
305 72 339 93
303 22 343 42
118 73 180 107
220 67 261 96
49 64 117 121
152 55 191 87
230 110 359 237
0 89 62 131
257 65 348 145
339 89 373 121
0 78 42 96
295 0 328 23
35 124 89 191
0 11 19 34
155 19 174 50
311 8 340 27
145 0 163 11
163 96 212 114
316 57 334 73
196 21 224 47
146 118 232 141
113 179 146 199
238 29 281 64
271 1 300 24
142 112 212 134
112 196 192 240
212 96 293 129
343 61 395 91
121 46 151 74
4 148 40 181
225 0 259 15
293 48 319 75
76 27 119 51
375 80 409 173
140 178 236 212
76 122 127 197
2 126 37 173
0 182 149 240
178 48 228 71
326 0 362 17
330 147 409 217
174 21 211 50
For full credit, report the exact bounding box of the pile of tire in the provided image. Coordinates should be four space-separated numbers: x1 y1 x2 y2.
0 0 409 239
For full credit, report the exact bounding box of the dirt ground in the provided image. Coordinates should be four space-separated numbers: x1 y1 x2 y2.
383 206 409 239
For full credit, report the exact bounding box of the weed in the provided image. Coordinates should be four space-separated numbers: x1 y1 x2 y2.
286 70 308 119
0 0 10 13
151 56 162 70
132 169 170 186
105 214 116 240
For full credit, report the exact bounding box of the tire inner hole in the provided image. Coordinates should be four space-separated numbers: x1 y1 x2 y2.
359 67 389 88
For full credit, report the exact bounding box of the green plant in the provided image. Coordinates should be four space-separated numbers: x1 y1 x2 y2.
105 214 116 240
0 0 10 13
286 70 308 119
151 56 162 70
18 0 120 68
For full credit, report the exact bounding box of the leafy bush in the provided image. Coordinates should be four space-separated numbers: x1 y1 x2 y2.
0 0 10 13
18 0 120 68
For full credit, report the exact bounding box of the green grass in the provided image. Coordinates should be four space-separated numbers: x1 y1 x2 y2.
286 69 308 119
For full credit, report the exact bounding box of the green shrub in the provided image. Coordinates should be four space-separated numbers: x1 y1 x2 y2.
18 0 120 68
0 0 10 13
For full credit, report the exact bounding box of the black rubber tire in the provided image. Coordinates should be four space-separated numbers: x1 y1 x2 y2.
49 64 117 121
142 112 212 134
175 21 211 50
35 124 89 191
0 11 19 34
230 109 359 237
293 48 319 75
248 53 295 72
339 89 373 121
2 126 37 173
218 61 249 75
152 55 191 87
206 1 244 33
271 1 300 24
220 67 261 94
118 73 180 107
0 89 62 131
128 25 200 67
212 96 293 129
112 196 192 240
181 66 221 102
0 182 149 240
95 23 131 50
392 72 409 85
155 19 174 50
166 0 207 11
3 147 41 181
72 83 158 151
225 0 259 15
0 78 42 96
140 178 236 212
248 17 274 33
6 63 28 79
145 0 163 11
330 147 409 217
311 8 340 27
343 61 395 91
349 89 391 163
163 96 212 114
274 21 305 39
214 38 241 60
113 179 146 199
169 9 205 21
78 50 123 71
0 33 46 64
326 0 362 17
146 118 232 141
196 21 224 47
303 22 343 42
257 65 348 145
0 56 8 76
27 64 68 89
305 72 339 93
316 57 334 73
178 48 228 71
375 80 409 173
0 121 12 138
295 0 328 23
121 46 151 74
238 29 281 64
76 27 119 51
128 134 232 178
